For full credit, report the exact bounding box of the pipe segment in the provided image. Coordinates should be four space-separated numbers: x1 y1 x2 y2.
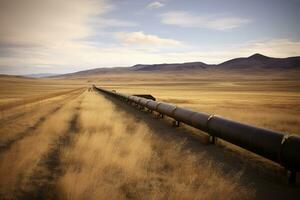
93 86 300 177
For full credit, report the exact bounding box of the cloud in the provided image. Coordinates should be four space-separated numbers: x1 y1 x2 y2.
147 1 164 9
96 18 138 28
161 11 251 30
0 0 113 47
115 31 182 46
158 39 300 64
0 0 138 74
0 1 298 75
243 39 300 57
0 0 137 47
2 38 299 74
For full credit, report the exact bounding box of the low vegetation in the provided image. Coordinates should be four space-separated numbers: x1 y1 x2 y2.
0 73 299 199
0 94 83 199
57 92 254 199
0 90 254 199
100 76 300 135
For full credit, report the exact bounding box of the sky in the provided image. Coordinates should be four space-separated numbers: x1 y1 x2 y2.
0 0 300 75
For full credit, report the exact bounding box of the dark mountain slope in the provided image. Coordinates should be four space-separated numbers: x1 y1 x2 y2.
54 53 300 78
218 53 300 69
131 62 210 71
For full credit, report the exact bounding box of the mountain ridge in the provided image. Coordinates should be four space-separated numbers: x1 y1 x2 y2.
54 53 300 78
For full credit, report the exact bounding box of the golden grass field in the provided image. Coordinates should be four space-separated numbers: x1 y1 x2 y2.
92 72 300 135
0 72 300 199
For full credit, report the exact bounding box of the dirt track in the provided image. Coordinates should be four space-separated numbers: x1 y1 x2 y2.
0 88 299 200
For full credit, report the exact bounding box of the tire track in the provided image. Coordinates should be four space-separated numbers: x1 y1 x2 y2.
0 91 84 155
0 87 85 112
16 100 82 200
0 89 84 125
0 111 28 125
0 106 63 154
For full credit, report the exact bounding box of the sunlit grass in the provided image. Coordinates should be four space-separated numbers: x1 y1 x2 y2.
57 92 254 200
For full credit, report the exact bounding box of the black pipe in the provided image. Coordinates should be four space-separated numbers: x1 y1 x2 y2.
207 116 284 163
93 86 300 183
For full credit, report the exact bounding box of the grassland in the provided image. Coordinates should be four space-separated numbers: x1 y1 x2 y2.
0 75 84 105
0 71 299 199
0 87 253 199
91 72 300 135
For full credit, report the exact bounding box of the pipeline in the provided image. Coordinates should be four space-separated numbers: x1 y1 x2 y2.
93 85 300 183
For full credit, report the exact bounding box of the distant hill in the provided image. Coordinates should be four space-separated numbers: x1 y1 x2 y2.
24 73 60 78
218 53 300 70
130 62 210 71
55 53 300 78
56 67 127 78
0 74 33 79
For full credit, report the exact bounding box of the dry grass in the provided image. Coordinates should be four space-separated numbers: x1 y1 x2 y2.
0 87 84 111
0 89 84 147
0 72 299 199
97 77 300 135
2 73 299 134
0 94 82 199
0 75 86 105
57 92 254 200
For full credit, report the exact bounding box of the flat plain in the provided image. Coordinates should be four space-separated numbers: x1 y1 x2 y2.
92 71 300 134
0 71 300 199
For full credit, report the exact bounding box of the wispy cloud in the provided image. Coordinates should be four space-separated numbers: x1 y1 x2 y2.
147 1 165 9
115 31 182 46
0 0 298 75
243 39 300 57
0 0 137 48
96 18 138 28
0 0 112 47
1 38 299 74
161 11 251 30
157 39 300 64
0 0 138 74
